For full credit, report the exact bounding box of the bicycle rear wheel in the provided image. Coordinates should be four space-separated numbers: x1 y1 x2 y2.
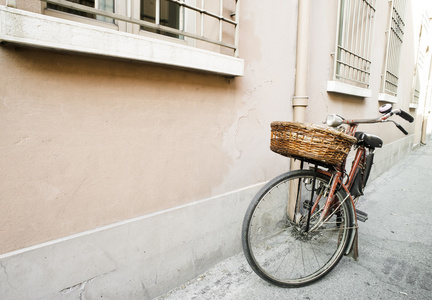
242 169 354 287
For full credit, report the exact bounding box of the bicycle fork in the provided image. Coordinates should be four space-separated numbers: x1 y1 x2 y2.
304 169 344 233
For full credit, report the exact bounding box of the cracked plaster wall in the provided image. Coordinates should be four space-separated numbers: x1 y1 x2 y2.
0 183 261 299
0 0 298 296
0 0 424 298
0 0 297 255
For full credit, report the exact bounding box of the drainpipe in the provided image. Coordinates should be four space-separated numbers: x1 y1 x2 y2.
292 0 311 124
290 0 310 175
288 0 311 220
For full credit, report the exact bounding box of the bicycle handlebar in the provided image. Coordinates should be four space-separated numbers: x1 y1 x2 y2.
328 109 414 136
395 109 414 123
341 109 414 125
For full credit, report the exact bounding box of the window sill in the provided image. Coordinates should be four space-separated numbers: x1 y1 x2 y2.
378 93 398 103
0 6 244 76
327 81 372 98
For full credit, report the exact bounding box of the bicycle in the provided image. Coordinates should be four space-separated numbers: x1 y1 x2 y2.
241 103 414 287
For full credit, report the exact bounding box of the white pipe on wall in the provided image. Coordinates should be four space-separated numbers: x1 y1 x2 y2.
290 0 311 173
292 0 310 124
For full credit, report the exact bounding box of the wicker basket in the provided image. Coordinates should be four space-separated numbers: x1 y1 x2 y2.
270 121 357 166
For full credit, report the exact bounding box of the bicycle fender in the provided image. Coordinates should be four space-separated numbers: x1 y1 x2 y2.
286 168 358 257
313 171 358 257
338 184 358 258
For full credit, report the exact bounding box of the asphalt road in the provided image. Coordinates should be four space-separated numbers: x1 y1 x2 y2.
156 142 432 300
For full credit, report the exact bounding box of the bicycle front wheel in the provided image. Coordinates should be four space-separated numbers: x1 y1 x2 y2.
242 169 354 287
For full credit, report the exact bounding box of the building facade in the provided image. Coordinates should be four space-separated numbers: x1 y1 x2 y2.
1 0 431 298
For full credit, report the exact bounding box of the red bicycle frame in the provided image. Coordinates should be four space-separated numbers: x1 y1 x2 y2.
306 107 412 234
308 123 366 231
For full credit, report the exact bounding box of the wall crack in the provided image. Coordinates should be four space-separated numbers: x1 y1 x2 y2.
0 260 14 290
59 269 116 299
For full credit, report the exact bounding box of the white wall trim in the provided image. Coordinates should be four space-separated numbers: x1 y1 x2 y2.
0 6 244 76
368 134 414 182
0 181 264 260
0 182 264 299
327 80 372 98
378 92 398 103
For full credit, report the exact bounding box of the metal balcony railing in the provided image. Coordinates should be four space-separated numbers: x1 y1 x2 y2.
41 0 240 57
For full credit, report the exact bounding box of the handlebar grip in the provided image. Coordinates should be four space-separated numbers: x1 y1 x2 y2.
396 110 414 123
396 124 409 135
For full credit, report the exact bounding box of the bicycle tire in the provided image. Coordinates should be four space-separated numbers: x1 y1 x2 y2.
242 169 354 287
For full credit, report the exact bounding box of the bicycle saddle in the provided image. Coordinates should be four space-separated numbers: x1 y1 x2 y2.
354 132 383 149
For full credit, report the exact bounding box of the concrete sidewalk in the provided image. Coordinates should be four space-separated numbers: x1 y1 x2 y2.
155 142 432 300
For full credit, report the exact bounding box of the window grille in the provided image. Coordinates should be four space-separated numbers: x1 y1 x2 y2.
410 13 430 107
47 0 109 20
140 0 181 38
381 0 406 96
333 0 376 88
412 76 420 106
42 0 240 57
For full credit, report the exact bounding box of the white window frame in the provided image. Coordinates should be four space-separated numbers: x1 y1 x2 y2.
327 0 376 98
130 0 189 46
44 0 125 31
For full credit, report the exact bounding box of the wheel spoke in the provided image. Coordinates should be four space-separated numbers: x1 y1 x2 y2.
242 170 354 287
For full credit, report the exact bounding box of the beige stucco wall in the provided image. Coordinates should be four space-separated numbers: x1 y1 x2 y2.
0 0 298 254
0 0 41 13
1 0 430 298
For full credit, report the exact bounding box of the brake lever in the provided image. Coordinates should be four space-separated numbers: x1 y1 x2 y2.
396 124 408 135
388 120 408 135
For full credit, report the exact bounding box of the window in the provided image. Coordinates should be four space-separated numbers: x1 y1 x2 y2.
379 0 406 102
0 2 243 76
410 12 430 108
140 0 180 38
412 76 420 107
47 0 115 23
43 0 239 57
328 0 376 97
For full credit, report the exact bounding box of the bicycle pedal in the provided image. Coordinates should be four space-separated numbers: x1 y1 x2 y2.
356 209 368 222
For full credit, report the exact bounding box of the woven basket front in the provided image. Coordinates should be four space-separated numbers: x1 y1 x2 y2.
270 121 357 166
